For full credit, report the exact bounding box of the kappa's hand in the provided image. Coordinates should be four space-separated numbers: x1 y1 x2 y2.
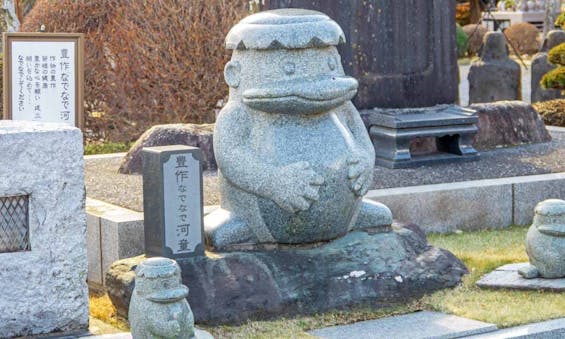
271 161 324 213
347 156 371 197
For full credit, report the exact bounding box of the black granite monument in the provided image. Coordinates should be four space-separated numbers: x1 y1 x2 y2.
264 0 479 168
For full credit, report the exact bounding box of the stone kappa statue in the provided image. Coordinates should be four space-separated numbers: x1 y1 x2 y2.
129 257 196 339
205 9 392 248
519 199 565 279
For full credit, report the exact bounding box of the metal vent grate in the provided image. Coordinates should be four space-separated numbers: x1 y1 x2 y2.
0 195 30 253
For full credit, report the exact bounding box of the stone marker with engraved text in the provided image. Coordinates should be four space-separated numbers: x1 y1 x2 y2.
142 145 204 259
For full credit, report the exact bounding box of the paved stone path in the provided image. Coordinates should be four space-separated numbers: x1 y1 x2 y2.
309 311 497 339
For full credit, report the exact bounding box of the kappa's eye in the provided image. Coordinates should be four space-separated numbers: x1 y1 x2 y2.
327 56 337 71
283 62 295 75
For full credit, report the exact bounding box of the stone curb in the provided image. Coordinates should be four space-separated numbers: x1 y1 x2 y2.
366 172 565 233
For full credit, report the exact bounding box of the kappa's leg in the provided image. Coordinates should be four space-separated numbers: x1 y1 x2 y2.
352 199 393 230
204 208 257 249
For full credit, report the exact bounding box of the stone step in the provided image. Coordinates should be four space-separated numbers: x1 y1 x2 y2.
309 311 498 339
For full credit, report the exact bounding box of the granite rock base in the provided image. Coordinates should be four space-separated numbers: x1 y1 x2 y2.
118 123 215 174
106 223 467 324
470 101 552 150
476 263 565 291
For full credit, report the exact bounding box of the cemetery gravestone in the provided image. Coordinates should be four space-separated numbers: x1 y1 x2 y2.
264 0 458 109
0 121 88 337
531 30 565 103
142 146 204 259
264 0 479 168
468 32 522 104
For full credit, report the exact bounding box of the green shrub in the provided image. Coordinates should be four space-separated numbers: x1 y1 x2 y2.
555 12 565 29
542 42 565 90
456 24 469 58
532 99 565 127
548 42 565 66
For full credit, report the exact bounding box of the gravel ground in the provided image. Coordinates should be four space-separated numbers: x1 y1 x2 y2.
85 129 565 212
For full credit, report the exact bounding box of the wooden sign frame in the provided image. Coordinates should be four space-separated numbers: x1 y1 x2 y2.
3 32 84 129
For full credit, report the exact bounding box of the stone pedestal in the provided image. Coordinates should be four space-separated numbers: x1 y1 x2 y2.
106 224 467 324
362 105 479 168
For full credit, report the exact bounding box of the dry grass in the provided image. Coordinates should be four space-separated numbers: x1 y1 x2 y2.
89 290 129 332
533 99 565 127
22 0 249 142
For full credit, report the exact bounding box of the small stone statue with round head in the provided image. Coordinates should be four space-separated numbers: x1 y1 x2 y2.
519 199 565 279
129 257 195 339
205 9 392 249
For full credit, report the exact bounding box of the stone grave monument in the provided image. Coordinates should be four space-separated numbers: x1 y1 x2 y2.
0 121 88 338
106 9 467 324
531 30 565 103
477 199 564 291
263 0 479 168
468 31 522 104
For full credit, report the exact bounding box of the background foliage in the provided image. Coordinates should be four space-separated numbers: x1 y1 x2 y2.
21 0 248 142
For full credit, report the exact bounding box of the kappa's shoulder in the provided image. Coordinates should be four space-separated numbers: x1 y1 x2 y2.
217 102 252 123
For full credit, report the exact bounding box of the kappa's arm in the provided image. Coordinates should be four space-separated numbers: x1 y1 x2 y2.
214 105 278 198
344 102 375 161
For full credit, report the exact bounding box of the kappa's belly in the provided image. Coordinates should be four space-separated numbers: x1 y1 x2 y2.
249 116 359 243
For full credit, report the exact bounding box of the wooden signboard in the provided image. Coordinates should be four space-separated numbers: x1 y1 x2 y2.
3 33 84 128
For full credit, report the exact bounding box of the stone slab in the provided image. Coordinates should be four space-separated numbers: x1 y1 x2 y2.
476 263 565 291
466 318 565 339
0 121 88 337
366 179 513 233
87 329 213 339
361 105 478 129
86 198 144 286
309 311 497 339
86 212 103 286
106 224 467 324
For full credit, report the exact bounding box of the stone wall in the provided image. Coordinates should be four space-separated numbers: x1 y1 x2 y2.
0 121 88 338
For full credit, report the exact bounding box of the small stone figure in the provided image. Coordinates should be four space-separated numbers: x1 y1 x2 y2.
531 30 565 103
519 199 565 279
468 32 521 104
129 257 195 339
205 9 392 249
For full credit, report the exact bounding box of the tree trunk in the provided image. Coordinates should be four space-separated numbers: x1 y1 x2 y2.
470 0 484 24
2 0 19 32
544 0 559 38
